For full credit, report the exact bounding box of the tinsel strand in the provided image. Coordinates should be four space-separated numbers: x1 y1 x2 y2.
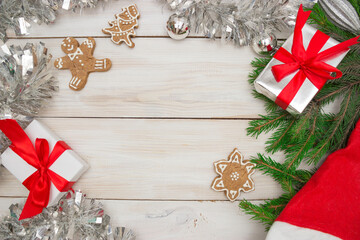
165 0 316 46
0 42 58 153
0 190 135 240
0 0 113 42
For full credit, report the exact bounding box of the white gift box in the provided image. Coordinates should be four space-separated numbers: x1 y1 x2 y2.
1 119 88 207
254 24 349 115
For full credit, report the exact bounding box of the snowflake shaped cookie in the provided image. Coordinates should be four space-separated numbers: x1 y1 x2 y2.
102 4 140 48
211 149 256 201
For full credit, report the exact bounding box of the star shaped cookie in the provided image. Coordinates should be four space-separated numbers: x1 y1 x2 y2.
211 149 256 201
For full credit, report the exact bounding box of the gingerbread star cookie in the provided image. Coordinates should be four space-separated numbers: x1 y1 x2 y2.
54 37 111 91
211 149 256 201
102 4 140 48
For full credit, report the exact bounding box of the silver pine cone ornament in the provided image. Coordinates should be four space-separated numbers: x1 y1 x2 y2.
319 0 360 34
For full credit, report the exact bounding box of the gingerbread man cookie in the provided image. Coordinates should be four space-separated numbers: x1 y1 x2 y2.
54 37 111 91
211 149 256 201
102 4 140 48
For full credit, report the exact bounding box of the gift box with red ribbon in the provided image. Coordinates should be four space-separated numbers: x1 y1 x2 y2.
254 5 359 114
0 119 88 220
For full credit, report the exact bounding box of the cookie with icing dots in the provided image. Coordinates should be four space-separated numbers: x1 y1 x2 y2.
102 4 140 48
54 37 111 91
211 148 256 201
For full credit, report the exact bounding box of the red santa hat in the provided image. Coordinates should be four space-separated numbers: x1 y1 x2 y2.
266 119 360 240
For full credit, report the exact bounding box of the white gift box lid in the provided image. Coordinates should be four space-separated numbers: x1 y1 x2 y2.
1 119 88 207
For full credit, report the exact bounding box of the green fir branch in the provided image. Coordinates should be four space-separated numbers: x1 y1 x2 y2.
239 200 277 230
265 118 296 153
251 154 305 185
247 112 290 138
284 107 318 169
240 0 360 230
261 194 291 214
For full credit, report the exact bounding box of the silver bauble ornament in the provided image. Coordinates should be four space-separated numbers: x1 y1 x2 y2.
166 14 190 40
251 32 277 55
319 0 360 34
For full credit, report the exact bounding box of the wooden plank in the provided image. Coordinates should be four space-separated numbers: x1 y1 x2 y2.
8 37 268 118
0 197 267 240
6 0 292 39
0 118 283 200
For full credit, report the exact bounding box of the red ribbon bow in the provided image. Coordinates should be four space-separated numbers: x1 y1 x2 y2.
0 119 74 220
271 5 359 110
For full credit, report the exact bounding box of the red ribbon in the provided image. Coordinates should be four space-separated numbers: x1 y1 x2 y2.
271 5 360 110
0 119 74 220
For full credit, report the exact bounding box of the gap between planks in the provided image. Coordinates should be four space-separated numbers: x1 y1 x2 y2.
7 36 206 39
7 36 288 42
37 116 262 120
0 194 268 202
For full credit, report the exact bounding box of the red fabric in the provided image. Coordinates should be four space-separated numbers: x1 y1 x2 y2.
276 119 360 240
0 119 74 220
271 5 360 110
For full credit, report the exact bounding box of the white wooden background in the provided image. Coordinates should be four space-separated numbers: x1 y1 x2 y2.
2 1 292 239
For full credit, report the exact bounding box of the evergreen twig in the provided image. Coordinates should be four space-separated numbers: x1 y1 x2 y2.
240 1 360 229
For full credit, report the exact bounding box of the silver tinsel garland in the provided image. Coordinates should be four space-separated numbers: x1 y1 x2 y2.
0 0 112 42
0 190 135 240
165 0 317 46
0 42 57 153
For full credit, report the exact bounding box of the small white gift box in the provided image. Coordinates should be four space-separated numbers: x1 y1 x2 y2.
1 119 88 207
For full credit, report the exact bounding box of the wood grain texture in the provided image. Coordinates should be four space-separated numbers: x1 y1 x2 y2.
7 38 268 118
0 118 283 200
0 198 266 240
0 2 298 239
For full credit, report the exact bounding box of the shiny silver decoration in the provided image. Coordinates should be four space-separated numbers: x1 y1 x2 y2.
16 18 31 36
116 227 136 240
0 190 135 240
167 0 184 10
0 0 112 42
164 0 316 46
251 32 278 54
62 0 73 10
319 0 360 34
0 43 57 153
166 14 191 40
